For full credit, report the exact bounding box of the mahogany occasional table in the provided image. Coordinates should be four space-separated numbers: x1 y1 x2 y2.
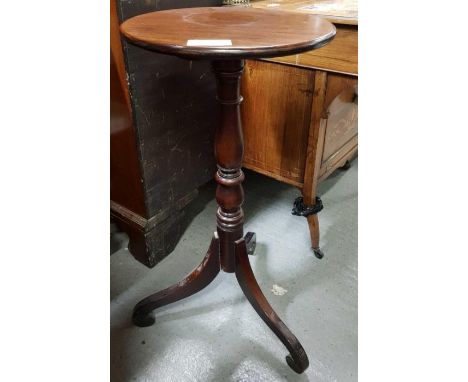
120 7 335 374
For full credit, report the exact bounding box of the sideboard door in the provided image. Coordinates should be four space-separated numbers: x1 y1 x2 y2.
319 73 358 180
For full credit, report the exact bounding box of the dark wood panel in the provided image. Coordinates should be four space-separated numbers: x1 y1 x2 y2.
110 0 146 217
118 0 222 218
111 0 223 267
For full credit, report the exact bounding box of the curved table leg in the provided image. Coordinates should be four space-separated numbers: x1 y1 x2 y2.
234 237 310 374
133 233 221 327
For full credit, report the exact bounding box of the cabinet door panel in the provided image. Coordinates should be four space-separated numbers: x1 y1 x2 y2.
242 60 314 186
321 73 358 164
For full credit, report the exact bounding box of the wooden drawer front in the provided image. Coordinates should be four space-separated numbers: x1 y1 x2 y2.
321 73 358 165
241 60 314 186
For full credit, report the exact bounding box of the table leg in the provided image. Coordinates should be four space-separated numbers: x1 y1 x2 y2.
131 58 310 374
213 59 309 373
212 59 246 273
308 214 324 259
132 234 220 327
235 237 310 373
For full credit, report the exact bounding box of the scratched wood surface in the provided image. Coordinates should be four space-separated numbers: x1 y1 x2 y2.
112 0 223 267
118 0 221 219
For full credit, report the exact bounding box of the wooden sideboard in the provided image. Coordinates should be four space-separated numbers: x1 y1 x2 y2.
242 0 358 257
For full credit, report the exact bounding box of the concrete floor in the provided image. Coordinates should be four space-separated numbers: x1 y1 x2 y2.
111 159 357 382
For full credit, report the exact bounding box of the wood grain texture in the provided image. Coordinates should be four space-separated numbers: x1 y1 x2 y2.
119 2 220 220
112 0 222 267
319 135 357 180
231 0 357 255
120 7 336 59
251 0 358 25
120 6 338 368
263 25 358 75
240 61 358 254
212 60 246 273
303 70 328 204
321 73 358 163
133 234 221 326
235 237 309 373
302 71 327 253
242 60 315 185
250 0 357 75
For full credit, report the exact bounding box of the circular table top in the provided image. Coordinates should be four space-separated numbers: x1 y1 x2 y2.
120 7 336 59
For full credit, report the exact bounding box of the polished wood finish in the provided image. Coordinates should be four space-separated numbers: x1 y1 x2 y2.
321 74 358 163
251 0 357 25
243 61 357 257
122 7 336 373
133 233 221 327
251 0 357 76
303 70 328 257
235 237 309 373
212 59 246 273
265 25 358 75
242 60 314 186
238 0 358 257
120 7 336 59
110 0 146 217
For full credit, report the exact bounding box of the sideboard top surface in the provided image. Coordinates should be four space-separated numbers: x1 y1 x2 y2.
251 0 358 26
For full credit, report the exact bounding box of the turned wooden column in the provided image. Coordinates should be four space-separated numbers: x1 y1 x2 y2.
212 59 245 273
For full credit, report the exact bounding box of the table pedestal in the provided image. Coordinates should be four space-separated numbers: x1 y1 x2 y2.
132 59 309 374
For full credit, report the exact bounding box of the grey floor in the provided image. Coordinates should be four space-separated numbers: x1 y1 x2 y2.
111 159 357 382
